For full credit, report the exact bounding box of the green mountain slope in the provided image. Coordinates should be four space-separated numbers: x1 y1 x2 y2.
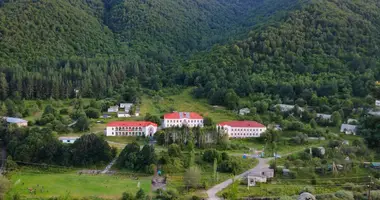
0 0 304 99
177 0 380 110
0 0 120 62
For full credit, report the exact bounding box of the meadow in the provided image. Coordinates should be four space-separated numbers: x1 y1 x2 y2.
7 170 151 199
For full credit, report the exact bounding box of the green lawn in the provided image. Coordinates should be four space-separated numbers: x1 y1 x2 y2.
7 170 152 199
140 88 237 123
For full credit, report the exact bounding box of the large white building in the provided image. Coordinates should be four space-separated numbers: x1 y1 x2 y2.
106 121 158 137
163 112 203 128
217 121 267 138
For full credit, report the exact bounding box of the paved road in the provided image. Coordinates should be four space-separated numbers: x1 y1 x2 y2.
101 158 117 174
206 157 272 200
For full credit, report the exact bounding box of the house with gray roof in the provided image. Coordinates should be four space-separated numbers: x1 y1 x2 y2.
275 104 304 112
316 113 332 120
239 108 250 115
3 117 28 127
340 124 357 135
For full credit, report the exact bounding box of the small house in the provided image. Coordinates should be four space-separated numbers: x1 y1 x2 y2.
247 169 274 187
342 140 349 145
317 147 326 155
376 100 380 107
275 104 304 112
282 168 290 176
239 108 250 116
4 117 28 127
117 111 131 118
107 106 119 113
370 162 380 169
120 103 133 109
340 124 357 135
101 114 111 118
58 137 79 144
316 113 332 121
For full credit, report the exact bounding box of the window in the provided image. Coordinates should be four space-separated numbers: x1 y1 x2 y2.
67 140 70 143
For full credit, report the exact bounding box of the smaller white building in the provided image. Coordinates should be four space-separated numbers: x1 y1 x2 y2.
217 121 267 138
340 124 357 135
275 104 304 112
239 108 250 116
58 137 79 144
106 121 158 137
247 169 274 187
316 113 332 121
117 111 131 118
108 106 119 113
376 100 380 107
120 103 133 109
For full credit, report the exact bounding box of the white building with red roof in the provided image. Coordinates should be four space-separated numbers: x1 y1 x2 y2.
217 121 267 138
163 112 203 128
106 121 157 137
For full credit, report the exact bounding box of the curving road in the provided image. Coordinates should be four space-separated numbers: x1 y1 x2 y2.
206 157 272 200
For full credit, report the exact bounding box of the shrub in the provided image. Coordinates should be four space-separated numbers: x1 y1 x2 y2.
334 190 354 200
203 149 221 163
302 186 315 194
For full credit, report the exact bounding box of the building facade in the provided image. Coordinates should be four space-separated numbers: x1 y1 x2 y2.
163 112 203 128
106 121 157 137
58 137 79 144
217 121 266 138
107 106 119 113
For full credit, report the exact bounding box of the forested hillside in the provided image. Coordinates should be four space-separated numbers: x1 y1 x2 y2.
1 0 380 110
0 0 302 100
178 0 380 110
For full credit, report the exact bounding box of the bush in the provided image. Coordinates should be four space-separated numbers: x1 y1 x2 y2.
371 191 380 200
302 186 315 194
60 108 69 115
334 190 354 200
202 149 221 163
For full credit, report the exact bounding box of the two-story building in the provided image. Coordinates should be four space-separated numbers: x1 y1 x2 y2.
217 121 267 138
163 112 203 128
106 121 158 137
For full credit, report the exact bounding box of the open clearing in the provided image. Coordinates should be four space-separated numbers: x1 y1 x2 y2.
140 88 237 123
7 170 151 199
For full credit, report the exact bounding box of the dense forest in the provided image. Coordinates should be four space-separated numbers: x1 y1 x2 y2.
0 0 379 113
0 0 304 100
178 0 380 110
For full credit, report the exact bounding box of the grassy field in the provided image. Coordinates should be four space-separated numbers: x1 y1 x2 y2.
7 170 152 199
140 88 237 123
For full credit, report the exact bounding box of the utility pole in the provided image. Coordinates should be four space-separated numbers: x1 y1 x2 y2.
368 176 372 200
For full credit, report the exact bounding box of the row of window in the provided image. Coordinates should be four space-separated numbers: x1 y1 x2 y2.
231 133 260 136
166 124 202 127
166 120 203 123
111 127 143 131
111 132 145 136
230 128 263 131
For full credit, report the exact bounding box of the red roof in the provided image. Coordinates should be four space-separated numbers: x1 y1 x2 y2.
218 121 265 128
107 121 157 127
164 112 203 119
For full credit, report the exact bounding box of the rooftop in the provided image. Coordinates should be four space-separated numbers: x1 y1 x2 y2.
58 137 79 140
218 121 265 128
164 112 203 119
5 117 27 123
107 121 158 127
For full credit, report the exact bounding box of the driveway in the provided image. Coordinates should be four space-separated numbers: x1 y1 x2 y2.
206 157 272 200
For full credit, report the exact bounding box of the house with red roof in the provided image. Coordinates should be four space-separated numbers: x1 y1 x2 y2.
217 121 267 138
163 112 203 128
106 121 157 137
